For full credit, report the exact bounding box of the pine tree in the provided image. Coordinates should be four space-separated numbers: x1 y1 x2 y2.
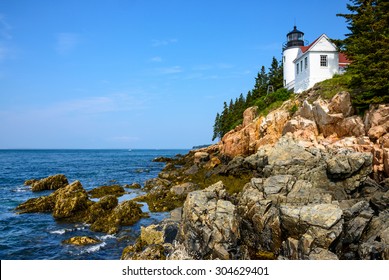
268 57 284 90
212 113 221 141
337 0 389 108
253 66 268 98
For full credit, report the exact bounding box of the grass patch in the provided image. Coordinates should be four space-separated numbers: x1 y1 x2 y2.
314 73 352 100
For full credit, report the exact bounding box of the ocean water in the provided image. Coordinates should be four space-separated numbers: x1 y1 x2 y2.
0 149 188 260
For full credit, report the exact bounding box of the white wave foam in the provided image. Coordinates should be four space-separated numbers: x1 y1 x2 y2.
83 242 106 254
100 234 116 241
14 186 29 193
50 229 66 235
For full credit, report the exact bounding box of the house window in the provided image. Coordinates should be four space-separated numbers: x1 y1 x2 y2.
297 63 299 74
320 55 328 67
300 61 303 72
304 57 308 69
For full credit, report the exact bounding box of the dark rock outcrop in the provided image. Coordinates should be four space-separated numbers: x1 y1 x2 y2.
88 185 125 198
27 174 69 192
175 181 240 260
16 178 146 234
90 200 146 234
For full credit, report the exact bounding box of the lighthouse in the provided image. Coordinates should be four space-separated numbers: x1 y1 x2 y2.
282 26 305 91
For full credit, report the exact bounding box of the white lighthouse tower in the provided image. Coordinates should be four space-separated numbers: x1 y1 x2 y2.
283 26 305 91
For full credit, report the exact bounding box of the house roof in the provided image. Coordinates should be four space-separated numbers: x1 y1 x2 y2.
339 52 351 65
293 34 351 67
299 36 321 53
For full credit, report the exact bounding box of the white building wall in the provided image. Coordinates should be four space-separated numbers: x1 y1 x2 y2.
293 36 340 93
294 53 310 93
283 47 300 90
309 52 338 87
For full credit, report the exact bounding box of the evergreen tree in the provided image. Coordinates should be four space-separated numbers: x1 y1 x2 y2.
268 57 284 90
212 56 290 140
212 113 221 141
253 66 268 98
246 90 254 106
337 0 389 108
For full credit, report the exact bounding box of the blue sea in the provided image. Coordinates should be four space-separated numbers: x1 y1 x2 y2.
0 149 188 260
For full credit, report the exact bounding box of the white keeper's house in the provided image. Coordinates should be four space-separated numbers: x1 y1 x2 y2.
282 26 350 93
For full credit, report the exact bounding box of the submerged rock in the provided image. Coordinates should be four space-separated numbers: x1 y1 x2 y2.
62 236 101 246
124 183 142 189
88 185 125 198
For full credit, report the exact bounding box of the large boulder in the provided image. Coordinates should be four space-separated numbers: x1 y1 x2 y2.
29 174 69 192
176 181 240 259
90 200 145 234
170 182 198 196
357 211 389 259
86 195 118 223
282 116 319 141
328 91 354 117
279 204 343 249
242 106 259 127
364 104 389 131
194 152 210 164
15 195 56 214
238 182 282 258
143 178 171 191
52 181 90 220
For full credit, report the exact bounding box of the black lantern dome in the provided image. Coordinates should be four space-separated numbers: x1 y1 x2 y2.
285 26 305 48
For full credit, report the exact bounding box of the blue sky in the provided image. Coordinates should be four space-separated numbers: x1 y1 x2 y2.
0 0 349 149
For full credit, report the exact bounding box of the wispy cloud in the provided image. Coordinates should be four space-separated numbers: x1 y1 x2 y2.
149 56 163 63
0 14 12 40
157 66 183 75
0 43 9 61
55 32 80 55
151 38 178 47
56 92 149 115
0 14 13 62
192 63 234 71
0 92 150 119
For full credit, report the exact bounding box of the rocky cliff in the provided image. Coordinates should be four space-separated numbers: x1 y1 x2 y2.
122 89 389 260
220 90 389 181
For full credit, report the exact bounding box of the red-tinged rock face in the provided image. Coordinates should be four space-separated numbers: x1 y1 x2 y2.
217 91 389 179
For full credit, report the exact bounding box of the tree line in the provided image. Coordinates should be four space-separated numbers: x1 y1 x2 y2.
337 0 389 109
212 57 285 141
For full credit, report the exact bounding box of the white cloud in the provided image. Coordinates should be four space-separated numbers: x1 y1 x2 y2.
55 32 80 55
151 38 178 47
